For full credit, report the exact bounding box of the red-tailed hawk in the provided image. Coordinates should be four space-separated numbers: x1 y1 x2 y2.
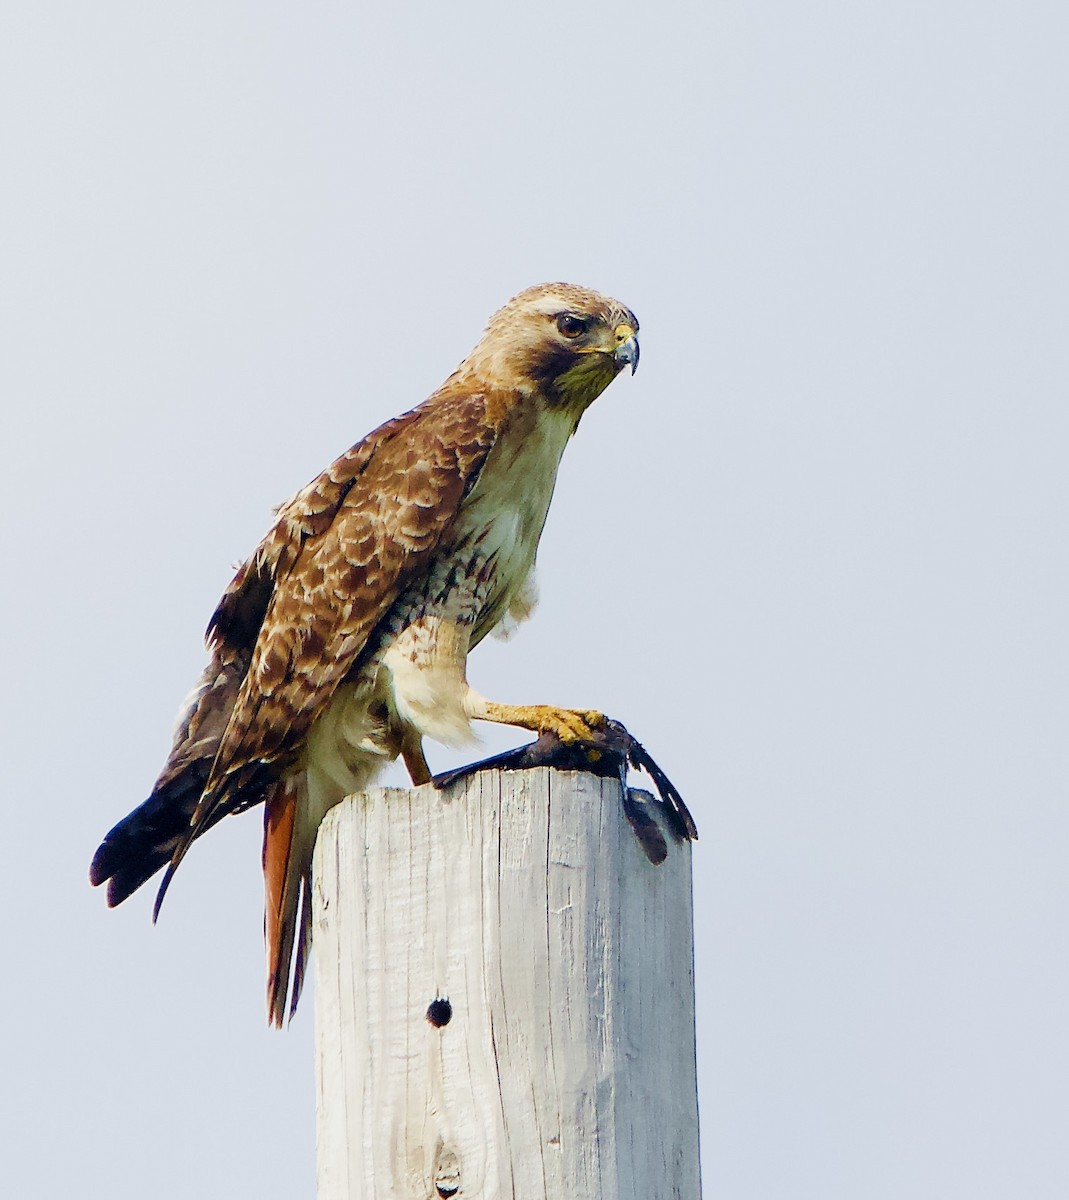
90 282 647 1026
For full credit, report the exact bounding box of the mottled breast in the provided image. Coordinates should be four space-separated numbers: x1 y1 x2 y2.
378 398 578 744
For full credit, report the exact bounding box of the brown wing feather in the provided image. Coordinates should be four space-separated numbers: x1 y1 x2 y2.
167 387 505 868
204 406 426 657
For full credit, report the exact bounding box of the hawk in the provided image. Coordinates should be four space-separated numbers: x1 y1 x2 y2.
91 282 652 1026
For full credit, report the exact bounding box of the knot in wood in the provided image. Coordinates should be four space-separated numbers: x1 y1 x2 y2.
426 997 453 1027
433 1145 460 1197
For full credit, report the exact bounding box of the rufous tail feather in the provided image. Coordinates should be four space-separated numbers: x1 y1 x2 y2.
263 784 313 1028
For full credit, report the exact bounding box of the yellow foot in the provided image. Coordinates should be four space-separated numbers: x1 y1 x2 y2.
480 702 604 745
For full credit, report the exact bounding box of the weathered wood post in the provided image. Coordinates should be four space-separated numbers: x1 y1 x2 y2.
312 767 701 1199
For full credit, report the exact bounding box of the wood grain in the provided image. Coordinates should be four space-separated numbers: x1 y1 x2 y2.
312 768 701 1199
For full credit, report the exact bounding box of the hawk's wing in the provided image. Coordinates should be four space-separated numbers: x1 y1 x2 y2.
155 387 503 903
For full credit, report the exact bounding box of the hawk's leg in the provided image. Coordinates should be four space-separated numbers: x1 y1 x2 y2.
401 732 432 786
468 698 605 744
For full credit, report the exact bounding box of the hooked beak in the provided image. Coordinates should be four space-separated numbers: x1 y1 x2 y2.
613 324 640 375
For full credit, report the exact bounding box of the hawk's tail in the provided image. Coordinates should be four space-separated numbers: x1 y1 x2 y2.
89 655 252 912
89 763 216 908
263 783 316 1028
261 744 386 1027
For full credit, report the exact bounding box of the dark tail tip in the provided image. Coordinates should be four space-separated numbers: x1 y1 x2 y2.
89 763 211 909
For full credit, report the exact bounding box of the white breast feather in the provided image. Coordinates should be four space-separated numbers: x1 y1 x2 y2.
323 404 577 764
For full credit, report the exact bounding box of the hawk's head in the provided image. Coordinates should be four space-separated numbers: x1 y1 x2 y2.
469 282 639 409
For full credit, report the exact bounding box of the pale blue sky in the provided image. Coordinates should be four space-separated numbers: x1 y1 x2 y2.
3 2 1067 1196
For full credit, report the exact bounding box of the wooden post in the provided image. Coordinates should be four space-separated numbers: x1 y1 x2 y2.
312 767 701 1200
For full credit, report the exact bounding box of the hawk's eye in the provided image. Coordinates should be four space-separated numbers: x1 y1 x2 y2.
556 313 589 339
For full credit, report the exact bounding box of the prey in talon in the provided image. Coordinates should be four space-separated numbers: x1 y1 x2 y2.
432 715 698 852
